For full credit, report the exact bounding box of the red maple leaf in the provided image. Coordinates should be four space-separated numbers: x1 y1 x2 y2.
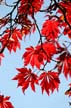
0 18 9 29
63 56 71 78
23 42 56 69
0 95 14 108
0 53 4 65
56 51 71 78
16 16 36 35
65 83 71 97
21 23 36 36
0 28 22 52
42 42 56 62
41 19 60 40
58 2 71 18
18 0 43 15
58 2 71 36
22 46 46 69
39 71 60 95
64 27 71 38
13 67 38 93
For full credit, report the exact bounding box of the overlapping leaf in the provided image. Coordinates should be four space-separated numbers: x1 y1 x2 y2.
18 0 44 15
22 46 46 69
23 42 56 69
0 28 22 52
58 2 71 38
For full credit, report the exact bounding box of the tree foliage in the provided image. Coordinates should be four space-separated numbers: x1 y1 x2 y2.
0 0 71 107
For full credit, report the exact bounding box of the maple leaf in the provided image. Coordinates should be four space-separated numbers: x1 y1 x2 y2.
18 0 43 15
0 28 22 52
16 16 36 36
42 42 56 62
23 42 56 69
64 27 71 38
55 41 65 54
58 1 71 16
13 67 38 93
57 2 71 40
63 56 71 78
0 18 9 29
58 2 71 26
39 71 60 95
65 83 71 97
41 19 60 40
22 46 46 69
0 94 14 108
21 23 36 36
56 51 71 78
0 53 4 65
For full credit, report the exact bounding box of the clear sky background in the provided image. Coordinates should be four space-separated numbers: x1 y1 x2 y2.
0 0 71 108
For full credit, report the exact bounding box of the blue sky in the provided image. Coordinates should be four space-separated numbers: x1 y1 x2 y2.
0 0 71 108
